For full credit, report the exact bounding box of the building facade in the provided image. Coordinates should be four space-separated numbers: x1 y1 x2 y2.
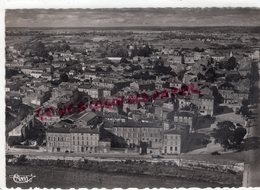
111 122 162 148
46 127 100 153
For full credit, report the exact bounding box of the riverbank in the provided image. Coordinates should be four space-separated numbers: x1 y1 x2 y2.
7 155 243 187
6 164 226 188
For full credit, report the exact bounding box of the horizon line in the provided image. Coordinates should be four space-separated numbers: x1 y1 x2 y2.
6 26 260 29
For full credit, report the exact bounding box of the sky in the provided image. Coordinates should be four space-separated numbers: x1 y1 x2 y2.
5 8 260 28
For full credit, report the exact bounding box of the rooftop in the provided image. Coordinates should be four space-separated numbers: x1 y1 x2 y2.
47 127 99 134
175 111 194 117
66 111 97 123
114 121 161 129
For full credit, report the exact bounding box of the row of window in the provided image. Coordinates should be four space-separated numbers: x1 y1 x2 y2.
175 116 192 121
71 146 97 152
116 132 161 138
48 142 70 147
48 135 99 141
72 141 98 146
72 135 98 140
48 136 69 141
165 146 178 152
164 135 180 140
115 128 160 132
48 141 98 147
164 141 179 146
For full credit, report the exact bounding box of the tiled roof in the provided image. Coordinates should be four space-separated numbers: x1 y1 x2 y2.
47 126 99 134
175 111 194 117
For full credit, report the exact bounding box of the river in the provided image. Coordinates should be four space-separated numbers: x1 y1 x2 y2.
6 165 227 188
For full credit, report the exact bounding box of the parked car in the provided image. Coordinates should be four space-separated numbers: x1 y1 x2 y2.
151 155 164 159
211 151 221 155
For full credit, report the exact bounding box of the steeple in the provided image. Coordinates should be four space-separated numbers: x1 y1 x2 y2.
230 51 233 57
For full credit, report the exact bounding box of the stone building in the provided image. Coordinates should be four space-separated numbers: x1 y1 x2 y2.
111 121 163 149
198 94 215 116
173 111 196 133
218 82 235 104
162 124 189 155
46 127 100 153
46 111 103 153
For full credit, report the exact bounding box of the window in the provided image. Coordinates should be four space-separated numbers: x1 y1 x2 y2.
175 147 178 151
170 147 173 151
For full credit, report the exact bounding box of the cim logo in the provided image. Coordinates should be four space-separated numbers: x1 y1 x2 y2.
9 173 36 184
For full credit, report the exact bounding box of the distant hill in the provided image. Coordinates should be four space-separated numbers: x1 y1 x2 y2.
6 26 260 34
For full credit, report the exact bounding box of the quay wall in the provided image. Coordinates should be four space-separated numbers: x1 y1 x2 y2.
8 155 243 186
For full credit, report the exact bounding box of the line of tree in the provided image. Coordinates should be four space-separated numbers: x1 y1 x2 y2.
211 121 247 150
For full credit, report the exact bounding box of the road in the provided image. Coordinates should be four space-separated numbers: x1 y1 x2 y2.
6 147 245 166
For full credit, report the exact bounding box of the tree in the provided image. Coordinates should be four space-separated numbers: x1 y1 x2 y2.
95 67 103 72
6 69 19 79
231 127 247 149
60 73 69 82
197 73 206 80
212 121 246 150
239 99 250 117
48 55 53 62
205 67 217 83
225 56 238 70
120 57 129 63
193 46 204 52
62 43 70 51
212 121 235 150
34 41 48 58
212 86 224 104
